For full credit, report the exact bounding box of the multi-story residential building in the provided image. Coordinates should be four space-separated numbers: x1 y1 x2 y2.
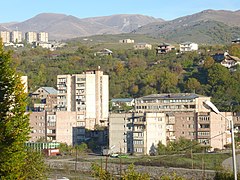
37 32 48 42
109 112 167 155
29 111 57 142
57 68 109 130
29 111 46 142
31 87 57 111
108 93 232 155
55 111 85 145
135 93 209 113
0 31 10 43
10 31 22 43
134 43 152 50
25 31 37 43
179 42 198 52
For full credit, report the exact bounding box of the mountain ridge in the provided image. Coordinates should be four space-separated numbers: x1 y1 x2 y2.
1 13 162 40
1 9 240 43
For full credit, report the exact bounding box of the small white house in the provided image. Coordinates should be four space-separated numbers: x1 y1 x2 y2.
179 42 198 52
119 39 134 43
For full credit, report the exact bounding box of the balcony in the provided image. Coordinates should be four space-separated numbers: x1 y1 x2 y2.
134 121 146 125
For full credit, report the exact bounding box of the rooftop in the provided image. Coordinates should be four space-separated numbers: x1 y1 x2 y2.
136 93 203 101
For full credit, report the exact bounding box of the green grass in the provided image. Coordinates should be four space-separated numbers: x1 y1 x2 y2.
84 152 231 170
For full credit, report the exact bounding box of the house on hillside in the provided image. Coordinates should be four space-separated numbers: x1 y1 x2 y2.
220 52 240 69
95 48 113 56
232 38 240 44
156 43 175 54
179 42 198 52
119 39 134 43
134 43 152 50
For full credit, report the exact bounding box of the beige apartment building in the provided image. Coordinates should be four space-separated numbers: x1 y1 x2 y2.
0 31 10 43
57 69 109 130
37 32 48 42
109 112 166 155
29 111 57 142
10 31 22 43
109 93 232 155
25 31 37 43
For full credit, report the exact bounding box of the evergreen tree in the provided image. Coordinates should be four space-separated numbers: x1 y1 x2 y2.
0 40 31 179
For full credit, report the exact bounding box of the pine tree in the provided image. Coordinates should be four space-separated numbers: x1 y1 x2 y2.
0 40 31 179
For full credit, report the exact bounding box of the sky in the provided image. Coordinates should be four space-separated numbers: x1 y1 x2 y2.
1 0 240 23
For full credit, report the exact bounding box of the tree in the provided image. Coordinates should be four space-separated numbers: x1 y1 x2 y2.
21 150 48 179
0 41 31 179
122 164 150 180
185 78 201 93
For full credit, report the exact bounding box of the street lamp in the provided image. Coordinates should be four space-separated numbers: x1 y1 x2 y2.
203 100 237 180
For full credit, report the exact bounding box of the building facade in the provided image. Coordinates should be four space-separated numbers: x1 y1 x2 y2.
37 32 48 42
10 31 22 43
57 69 109 130
0 31 10 43
109 112 167 155
109 93 232 155
25 31 37 43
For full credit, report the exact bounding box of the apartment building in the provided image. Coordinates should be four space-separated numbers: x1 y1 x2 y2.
31 87 57 112
10 31 22 43
37 32 48 42
135 93 210 113
108 93 232 154
25 31 37 43
0 31 10 43
109 112 167 155
29 111 57 142
57 68 109 130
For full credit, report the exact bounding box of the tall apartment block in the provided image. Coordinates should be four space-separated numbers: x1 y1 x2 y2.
25 31 37 43
0 31 10 43
10 31 22 43
109 112 167 155
57 69 109 130
37 32 48 42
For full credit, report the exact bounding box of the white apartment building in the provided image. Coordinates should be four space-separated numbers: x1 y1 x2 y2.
37 32 48 42
57 69 109 130
109 112 166 155
0 31 10 43
10 31 22 43
25 31 37 43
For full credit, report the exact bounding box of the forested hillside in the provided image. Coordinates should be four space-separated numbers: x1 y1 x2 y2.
9 41 240 112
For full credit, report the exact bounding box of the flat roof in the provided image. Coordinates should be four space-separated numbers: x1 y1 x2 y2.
136 93 204 101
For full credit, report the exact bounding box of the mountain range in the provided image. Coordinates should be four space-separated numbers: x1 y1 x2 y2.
1 9 240 44
0 13 162 40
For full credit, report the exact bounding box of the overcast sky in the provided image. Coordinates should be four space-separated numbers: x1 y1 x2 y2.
1 0 240 22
